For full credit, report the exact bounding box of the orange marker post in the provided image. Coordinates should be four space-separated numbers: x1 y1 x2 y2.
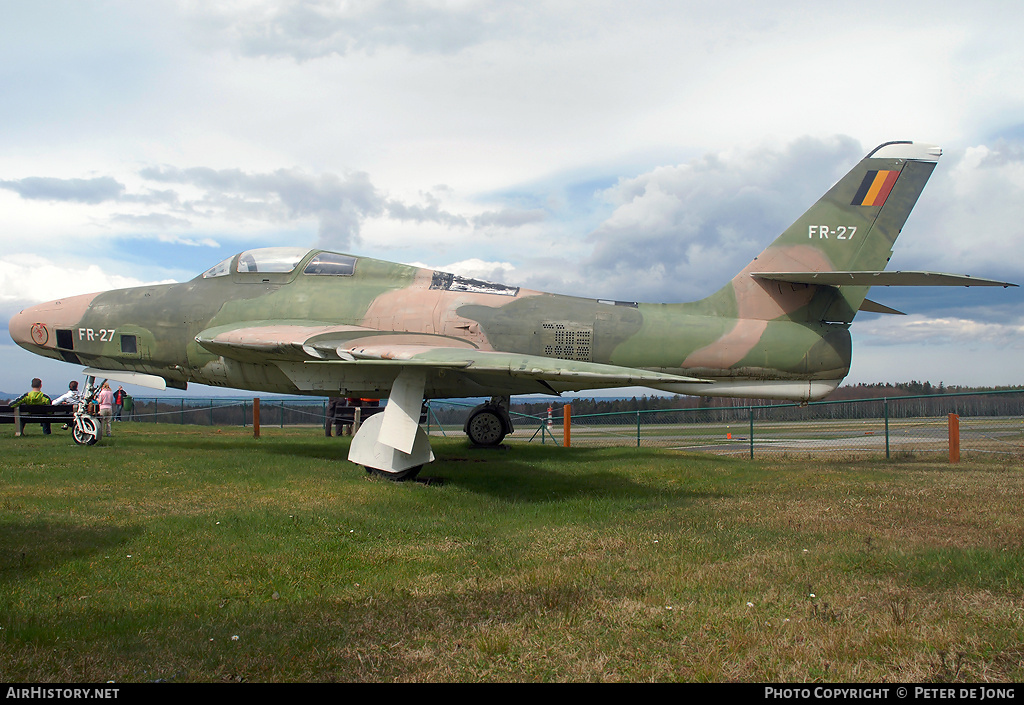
948 413 959 463
253 397 261 439
563 404 571 448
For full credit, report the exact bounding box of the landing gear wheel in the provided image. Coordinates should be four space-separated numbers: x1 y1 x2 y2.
364 465 423 482
466 409 507 446
73 417 100 446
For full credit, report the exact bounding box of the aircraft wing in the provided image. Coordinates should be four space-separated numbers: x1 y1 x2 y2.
753 271 1018 287
195 322 712 392
193 322 469 363
314 343 712 386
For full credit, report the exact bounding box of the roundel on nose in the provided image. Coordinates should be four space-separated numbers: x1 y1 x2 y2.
30 322 49 346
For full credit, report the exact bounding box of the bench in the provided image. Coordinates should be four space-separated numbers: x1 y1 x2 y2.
333 405 386 424
0 404 76 436
326 401 389 437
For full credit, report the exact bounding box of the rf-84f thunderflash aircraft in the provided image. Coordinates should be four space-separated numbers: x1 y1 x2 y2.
9 141 1017 478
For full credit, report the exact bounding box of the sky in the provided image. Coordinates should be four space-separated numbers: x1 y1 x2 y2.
2 0 1023 397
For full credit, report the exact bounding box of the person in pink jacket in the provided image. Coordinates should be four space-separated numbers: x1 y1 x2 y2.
97 382 114 437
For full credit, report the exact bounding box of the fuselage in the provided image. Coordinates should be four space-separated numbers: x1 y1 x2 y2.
9 247 850 401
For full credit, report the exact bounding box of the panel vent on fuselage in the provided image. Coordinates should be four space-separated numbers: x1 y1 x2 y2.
540 322 593 362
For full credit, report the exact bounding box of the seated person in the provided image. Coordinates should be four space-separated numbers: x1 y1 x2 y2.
11 378 52 435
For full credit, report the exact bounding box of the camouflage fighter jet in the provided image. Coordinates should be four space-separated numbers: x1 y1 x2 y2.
9 141 1016 478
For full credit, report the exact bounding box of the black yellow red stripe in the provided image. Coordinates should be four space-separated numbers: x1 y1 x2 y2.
851 169 900 206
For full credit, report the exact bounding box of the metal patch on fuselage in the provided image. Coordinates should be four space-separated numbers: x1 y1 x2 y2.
541 322 593 362
430 271 519 296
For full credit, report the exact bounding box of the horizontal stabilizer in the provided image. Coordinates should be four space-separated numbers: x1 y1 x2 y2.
859 298 905 315
753 271 1018 287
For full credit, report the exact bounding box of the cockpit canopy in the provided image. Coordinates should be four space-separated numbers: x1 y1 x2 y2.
201 248 357 279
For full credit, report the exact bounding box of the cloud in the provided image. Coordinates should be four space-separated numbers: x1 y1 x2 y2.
0 254 174 304
857 314 1024 349
110 213 193 229
8 165 392 251
190 0 522 60
2 161 557 259
155 233 220 248
579 136 864 302
472 208 546 229
0 176 124 204
385 191 469 228
7 134 1018 314
408 257 517 283
883 139 1024 281
536 134 1024 306
137 165 487 250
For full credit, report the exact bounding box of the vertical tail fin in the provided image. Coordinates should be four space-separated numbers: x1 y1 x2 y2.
718 141 941 323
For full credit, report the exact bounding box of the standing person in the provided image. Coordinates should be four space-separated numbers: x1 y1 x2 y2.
11 378 52 435
113 386 127 420
97 382 114 437
326 397 342 437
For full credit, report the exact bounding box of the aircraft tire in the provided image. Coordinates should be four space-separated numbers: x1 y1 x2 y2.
364 465 423 482
466 408 507 446
73 417 100 446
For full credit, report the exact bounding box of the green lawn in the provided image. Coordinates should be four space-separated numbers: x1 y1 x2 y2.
1 423 1022 682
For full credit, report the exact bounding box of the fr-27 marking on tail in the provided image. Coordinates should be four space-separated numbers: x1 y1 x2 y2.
808 225 857 240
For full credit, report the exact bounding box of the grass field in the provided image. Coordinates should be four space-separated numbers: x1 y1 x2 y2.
1 422 1022 682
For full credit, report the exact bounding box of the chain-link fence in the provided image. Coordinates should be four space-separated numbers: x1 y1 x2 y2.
115 390 1024 459
125 397 330 428
427 390 1024 459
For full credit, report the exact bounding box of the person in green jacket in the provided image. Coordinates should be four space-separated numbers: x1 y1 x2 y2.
11 378 52 435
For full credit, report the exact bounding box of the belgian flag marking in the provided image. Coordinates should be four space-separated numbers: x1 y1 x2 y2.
851 169 900 207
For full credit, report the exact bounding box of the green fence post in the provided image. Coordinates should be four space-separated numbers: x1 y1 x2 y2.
749 405 754 459
180 398 184 425
636 410 641 447
884 397 890 459
209 399 214 426
429 406 447 437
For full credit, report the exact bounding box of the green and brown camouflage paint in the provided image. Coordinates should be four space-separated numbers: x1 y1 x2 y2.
8 143 954 402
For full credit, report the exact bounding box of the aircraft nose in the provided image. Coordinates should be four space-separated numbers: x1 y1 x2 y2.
8 299 57 350
8 292 100 351
8 304 43 349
